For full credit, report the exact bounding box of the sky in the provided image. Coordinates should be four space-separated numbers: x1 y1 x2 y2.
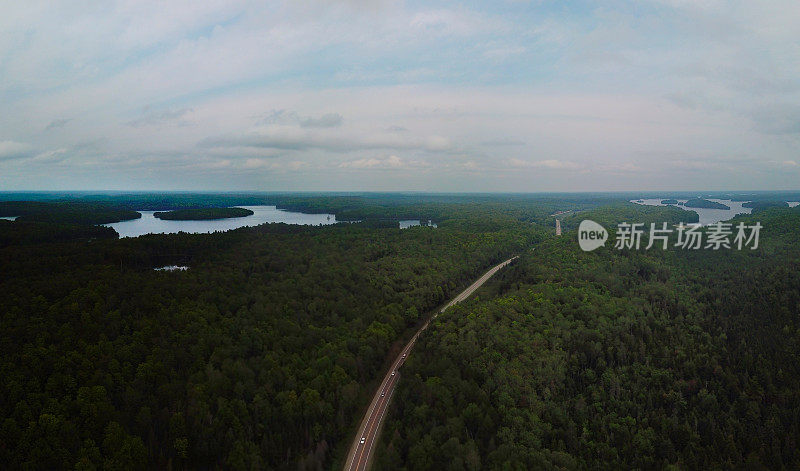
1 0 799 192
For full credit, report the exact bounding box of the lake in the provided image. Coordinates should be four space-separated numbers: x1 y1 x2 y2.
399 219 438 229
154 265 189 271
105 205 337 238
631 199 752 226
0 216 18 221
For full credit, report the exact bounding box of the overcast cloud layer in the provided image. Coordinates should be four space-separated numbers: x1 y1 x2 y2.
1 0 799 191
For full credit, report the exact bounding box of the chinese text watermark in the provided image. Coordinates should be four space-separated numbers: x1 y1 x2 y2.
579 220 761 252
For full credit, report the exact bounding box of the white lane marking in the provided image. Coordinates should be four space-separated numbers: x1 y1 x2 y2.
351 347 407 470
347 372 394 470
352 389 386 470
361 373 398 470
355 372 397 471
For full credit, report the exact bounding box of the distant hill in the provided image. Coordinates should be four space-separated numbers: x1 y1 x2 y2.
153 207 254 220
0 201 140 225
742 200 788 211
684 198 730 210
0 220 119 246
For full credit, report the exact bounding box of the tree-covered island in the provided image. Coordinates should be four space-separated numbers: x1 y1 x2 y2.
683 198 730 210
153 207 255 220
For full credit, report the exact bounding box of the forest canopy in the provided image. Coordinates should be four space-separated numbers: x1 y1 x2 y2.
2 194 798 470
376 206 800 470
683 198 730 210
0 201 537 470
153 207 254 220
0 201 140 225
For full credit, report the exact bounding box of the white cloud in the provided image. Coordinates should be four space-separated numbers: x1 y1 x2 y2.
338 155 430 170
482 44 525 60
507 158 581 170
31 148 69 163
300 113 343 128
536 159 581 170
202 123 452 154
127 107 194 127
410 9 485 36
339 155 408 169
257 110 343 128
45 119 71 131
1 1 799 191
0 141 33 161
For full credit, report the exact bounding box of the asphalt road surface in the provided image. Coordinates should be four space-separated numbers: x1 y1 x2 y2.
343 256 518 471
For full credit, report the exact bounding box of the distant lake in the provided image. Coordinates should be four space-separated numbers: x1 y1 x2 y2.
105 205 337 238
0 216 18 221
632 199 751 225
399 219 438 229
154 265 189 271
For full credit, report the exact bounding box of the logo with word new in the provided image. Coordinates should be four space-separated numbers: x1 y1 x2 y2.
577 219 762 252
578 220 608 251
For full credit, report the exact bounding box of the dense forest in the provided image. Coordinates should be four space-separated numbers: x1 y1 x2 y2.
0 220 119 247
0 201 141 225
153 207 254 220
683 198 730 210
376 206 800 469
0 203 536 470
561 202 699 232
0 192 641 228
742 201 789 211
2 194 799 470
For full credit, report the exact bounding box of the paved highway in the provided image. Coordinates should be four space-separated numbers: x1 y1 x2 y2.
343 256 518 471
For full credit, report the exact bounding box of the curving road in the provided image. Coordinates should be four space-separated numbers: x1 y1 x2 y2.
343 256 518 471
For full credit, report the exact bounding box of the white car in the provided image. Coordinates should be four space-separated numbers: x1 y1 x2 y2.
391 371 395 376
381 391 385 397
402 353 406 358
360 437 365 444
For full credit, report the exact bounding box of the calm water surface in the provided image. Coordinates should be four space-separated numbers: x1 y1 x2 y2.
399 219 438 229
154 265 189 271
631 199 752 225
106 205 337 238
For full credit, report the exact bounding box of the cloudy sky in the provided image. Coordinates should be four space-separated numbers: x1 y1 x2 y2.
1 0 799 192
